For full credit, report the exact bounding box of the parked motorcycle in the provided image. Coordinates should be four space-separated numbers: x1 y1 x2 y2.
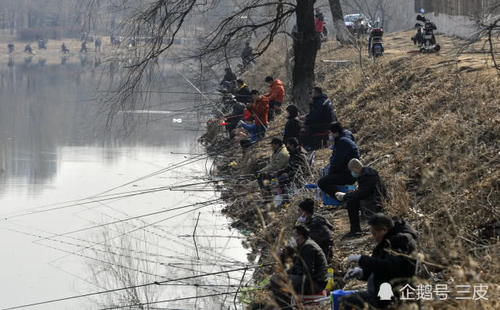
368 20 384 57
412 13 440 53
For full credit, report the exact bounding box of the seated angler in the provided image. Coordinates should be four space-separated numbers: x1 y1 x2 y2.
341 214 417 310
224 99 246 138
248 90 269 140
234 79 252 104
330 122 355 143
258 137 289 179
296 199 334 261
270 225 328 308
283 105 301 145
317 123 360 201
335 158 387 239
278 138 311 188
24 44 33 54
220 67 237 90
237 116 258 144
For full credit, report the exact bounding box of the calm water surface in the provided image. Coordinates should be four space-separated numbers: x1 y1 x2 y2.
0 63 248 309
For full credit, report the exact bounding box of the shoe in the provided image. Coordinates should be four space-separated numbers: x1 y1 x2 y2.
341 231 363 240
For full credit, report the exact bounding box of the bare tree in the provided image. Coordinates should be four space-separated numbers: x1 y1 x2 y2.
328 0 352 43
86 0 325 119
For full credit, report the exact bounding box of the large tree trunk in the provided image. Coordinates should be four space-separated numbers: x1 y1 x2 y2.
292 0 319 111
328 0 352 44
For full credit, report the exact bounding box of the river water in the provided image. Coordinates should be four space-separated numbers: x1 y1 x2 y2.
0 62 249 309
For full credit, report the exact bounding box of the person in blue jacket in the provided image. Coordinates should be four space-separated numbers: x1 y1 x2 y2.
318 122 360 198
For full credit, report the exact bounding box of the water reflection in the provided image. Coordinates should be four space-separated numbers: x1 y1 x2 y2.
0 62 246 309
0 63 204 195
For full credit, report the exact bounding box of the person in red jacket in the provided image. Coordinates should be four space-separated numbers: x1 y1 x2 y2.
264 76 285 121
248 90 269 140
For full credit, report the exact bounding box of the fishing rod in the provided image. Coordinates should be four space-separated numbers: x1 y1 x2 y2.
47 199 245 268
34 198 222 242
9 228 234 297
1 154 216 220
2 264 272 310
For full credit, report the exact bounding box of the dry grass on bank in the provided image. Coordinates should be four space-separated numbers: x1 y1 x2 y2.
212 31 499 309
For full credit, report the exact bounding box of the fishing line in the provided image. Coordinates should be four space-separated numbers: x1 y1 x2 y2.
1 265 270 310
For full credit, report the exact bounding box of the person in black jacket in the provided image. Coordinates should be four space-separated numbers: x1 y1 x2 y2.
335 158 387 238
225 99 246 138
297 199 334 261
234 79 252 104
341 214 417 309
318 123 360 198
278 138 311 188
271 225 328 307
283 105 301 144
330 122 355 143
303 87 337 149
220 67 236 89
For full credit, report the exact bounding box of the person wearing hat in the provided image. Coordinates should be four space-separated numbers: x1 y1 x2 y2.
296 198 334 260
283 105 301 145
258 138 290 175
235 79 252 104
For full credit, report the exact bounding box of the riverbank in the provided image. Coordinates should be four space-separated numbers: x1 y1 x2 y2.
204 31 499 309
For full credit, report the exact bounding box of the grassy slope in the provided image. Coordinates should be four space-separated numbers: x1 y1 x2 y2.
214 31 499 309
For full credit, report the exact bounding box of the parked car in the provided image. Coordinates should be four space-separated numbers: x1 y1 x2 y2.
344 14 371 35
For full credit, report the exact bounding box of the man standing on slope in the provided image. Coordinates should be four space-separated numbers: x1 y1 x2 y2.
303 87 337 150
264 76 285 121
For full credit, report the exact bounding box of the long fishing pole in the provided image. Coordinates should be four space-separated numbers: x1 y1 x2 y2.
2 265 271 310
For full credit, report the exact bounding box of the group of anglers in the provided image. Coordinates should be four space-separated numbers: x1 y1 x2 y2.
7 38 103 56
218 71 419 309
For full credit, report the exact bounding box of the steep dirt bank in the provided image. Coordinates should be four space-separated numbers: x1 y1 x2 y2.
205 31 499 309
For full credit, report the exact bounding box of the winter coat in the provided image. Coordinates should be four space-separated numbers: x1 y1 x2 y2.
222 70 236 84
279 147 311 183
328 136 360 176
235 84 252 104
358 219 418 298
283 117 301 144
315 18 325 33
305 94 337 133
266 79 285 103
343 129 355 142
226 101 246 130
248 96 269 126
304 215 333 250
288 238 328 284
344 167 387 210
259 145 289 174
